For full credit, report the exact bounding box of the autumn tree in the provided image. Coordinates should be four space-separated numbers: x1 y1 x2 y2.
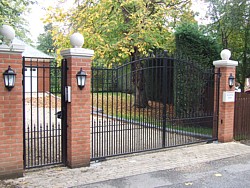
46 0 194 107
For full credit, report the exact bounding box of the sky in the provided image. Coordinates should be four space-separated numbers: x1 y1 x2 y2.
25 0 56 43
26 0 209 44
26 0 76 44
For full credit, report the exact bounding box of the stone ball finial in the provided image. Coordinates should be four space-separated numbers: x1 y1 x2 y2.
70 32 84 48
0 25 15 43
220 49 231 60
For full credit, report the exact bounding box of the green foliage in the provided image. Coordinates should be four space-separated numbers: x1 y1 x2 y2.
37 23 56 56
45 0 195 64
174 23 219 118
50 60 61 94
205 0 250 91
175 22 220 68
0 0 36 43
206 0 245 48
174 59 214 118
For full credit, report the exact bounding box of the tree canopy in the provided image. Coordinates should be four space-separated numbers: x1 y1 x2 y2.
37 23 56 56
45 0 195 65
175 22 220 68
205 0 250 91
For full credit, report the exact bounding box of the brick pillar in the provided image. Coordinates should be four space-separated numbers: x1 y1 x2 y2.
0 44 25 179
61 47 94 168
213 49 238 142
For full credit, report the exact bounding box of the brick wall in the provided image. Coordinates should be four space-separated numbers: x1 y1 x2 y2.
61 48 93 168
213 51 238 143
0 52 23 179
217 67 236 142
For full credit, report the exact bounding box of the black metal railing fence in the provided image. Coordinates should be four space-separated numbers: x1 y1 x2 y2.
23 57 67 168
91 52 219 160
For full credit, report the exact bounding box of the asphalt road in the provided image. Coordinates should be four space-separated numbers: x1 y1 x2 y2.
76 152 250 188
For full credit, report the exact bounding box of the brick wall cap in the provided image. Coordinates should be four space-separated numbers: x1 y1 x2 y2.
0 43 25 53
60 48 94 58
213 60 238 68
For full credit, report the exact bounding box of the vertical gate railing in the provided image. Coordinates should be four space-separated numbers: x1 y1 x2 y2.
91 52 218 160
213 68 220 140
61 59 68 164
23 57 67 169
162 53 166 148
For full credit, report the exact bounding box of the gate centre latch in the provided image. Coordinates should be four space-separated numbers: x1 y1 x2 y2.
65 86 71 103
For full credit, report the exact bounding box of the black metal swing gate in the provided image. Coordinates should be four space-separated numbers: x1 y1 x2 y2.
23 57 67 169
91 52 220 160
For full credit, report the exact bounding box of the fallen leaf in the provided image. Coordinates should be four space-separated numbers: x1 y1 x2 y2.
214 173 222 177
129 160 137 163
185 182 193 186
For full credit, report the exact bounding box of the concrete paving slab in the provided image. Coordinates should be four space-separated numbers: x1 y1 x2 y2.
2 142 250 188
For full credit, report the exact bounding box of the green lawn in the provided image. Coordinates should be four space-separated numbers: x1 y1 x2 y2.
92 92 213 136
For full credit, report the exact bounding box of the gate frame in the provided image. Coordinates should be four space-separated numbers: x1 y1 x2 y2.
22 57 68 169
91 51 220 160
61 59 68 165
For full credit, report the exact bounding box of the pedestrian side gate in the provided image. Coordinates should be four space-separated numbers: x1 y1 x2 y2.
91 52 220 160
23 57 68 169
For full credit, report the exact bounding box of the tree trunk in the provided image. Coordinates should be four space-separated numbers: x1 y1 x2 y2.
134 76 148 108
131 51 148 108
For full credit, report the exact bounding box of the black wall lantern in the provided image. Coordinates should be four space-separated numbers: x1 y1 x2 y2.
76 68 87 90
3 65 16 91
228 73 235 88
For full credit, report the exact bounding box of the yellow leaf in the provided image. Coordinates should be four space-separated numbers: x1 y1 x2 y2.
214 173 222 177
185 182 193 186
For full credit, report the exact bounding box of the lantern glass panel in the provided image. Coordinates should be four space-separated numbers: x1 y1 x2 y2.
77 75 85 87
4 74 15 87
81 76 86 86
229 79 234 87
8 75 15 86
4 75 8 86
